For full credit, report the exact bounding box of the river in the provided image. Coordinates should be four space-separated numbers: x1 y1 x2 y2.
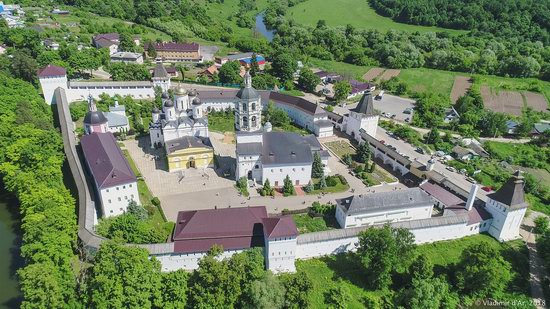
0 193 22 309
255 13 275 42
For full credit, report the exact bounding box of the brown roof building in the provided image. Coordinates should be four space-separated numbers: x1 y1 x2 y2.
147 42 201 62
172 206 297 253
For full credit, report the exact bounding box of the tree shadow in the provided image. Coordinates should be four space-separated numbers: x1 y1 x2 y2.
501 243 531 295
0 190 23 309
322 253 370 290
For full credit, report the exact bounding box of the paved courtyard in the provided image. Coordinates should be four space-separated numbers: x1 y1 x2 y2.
125 132 405 221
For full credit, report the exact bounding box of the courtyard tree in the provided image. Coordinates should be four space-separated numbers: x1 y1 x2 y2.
455 243 512 299
127 200 148 220
317 175 327 189
283 175 295 196
356 225 416 289
298 68 321 92
312 152 324 178
534 216 549 234
261 178 275 196
303 181 314 193
356 142 371 163
265 102 291 127
333 80 351 102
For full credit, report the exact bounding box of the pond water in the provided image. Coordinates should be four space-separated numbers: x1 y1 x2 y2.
255 13 275 42
0 193 22 309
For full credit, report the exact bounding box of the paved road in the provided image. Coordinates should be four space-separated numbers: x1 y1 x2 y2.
520 211 549 309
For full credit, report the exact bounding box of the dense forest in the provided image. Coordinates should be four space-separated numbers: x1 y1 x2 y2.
369 0 550 44
262 0 550 80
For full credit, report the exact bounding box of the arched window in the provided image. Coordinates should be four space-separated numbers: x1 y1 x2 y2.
251 102 256 111
251 116 257 128
243 116 248 127
242 103 248 112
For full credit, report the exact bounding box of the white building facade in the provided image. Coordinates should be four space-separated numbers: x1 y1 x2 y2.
340 91 379 141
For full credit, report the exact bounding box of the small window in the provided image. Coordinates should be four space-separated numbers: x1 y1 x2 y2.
292 168 295 172
129 184 132 188
255 165 259 169
106 189 109 193
271 169 274 172
123 185 126 189
118 197 121 202
131 194 134 199
116 187 119 191
279 169 282 172
301 168 305 171
110 210 113 213
108 199 111 203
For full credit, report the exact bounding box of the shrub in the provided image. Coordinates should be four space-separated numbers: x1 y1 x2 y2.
151 197 161 207
337 174 348 185
326 176 338 187
534 216 549 234
303 181 314 193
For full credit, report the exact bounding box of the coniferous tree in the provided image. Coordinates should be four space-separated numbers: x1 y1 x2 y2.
312 152 324 178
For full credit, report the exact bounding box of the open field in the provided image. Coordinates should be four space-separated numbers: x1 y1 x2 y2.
450 76 472 103
288 0 466 34
204 0 269 39
362 67 384 81
473 74 550 107
481 86 524 116
399 68 458 96
379 69 400 81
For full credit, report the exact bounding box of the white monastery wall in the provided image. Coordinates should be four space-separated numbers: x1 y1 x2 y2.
262 163 312 186
335 204 433 228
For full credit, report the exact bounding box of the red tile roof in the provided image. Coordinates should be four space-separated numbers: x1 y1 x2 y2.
173 206 267 253
80 133 137 190
262 216 298 239
38 64 66 77
150 42 200 52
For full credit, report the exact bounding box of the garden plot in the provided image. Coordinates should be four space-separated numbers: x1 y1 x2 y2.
450 76 472 103
362 67 385 81
480 86 524 116
379 69 401 81
522 91 549 112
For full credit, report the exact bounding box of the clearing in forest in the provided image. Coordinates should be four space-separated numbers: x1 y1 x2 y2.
450 76 472 103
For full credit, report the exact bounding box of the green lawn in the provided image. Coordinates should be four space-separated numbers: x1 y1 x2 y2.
309 58 372 81
288 0 465 35
399 67 459 97
473 74 550 104
121 145 172 238
292 214 338 233
280 89 305 96
325 140 356 159
208 111 236 133
308 176 350 195
298 234 530 308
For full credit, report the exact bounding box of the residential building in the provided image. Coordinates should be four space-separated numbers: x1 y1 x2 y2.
93 33 120 55
80 132 139 217
217 52 266 68
335 188 434 228
110 51 144 64
347 80 375 98
147 42 201 62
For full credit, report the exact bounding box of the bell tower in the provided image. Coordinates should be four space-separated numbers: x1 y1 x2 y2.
235 71 262 132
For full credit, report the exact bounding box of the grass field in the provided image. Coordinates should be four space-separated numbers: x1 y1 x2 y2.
308 176 350 195
288 0 465 34
298 234 530 308
473 74 550 106
399 68 459 97
309 59 373 81
208 111 235 133
292 214 338 233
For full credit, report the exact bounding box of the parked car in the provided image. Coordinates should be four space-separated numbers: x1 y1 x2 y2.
380 140 386 144
459 168 467 175
465 177 477 183
404 107 413 114
415 147 425 154
446 166 457 172
481 186 493 192
404 117 410 122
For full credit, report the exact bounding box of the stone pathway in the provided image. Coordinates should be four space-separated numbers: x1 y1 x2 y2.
520 211 549 309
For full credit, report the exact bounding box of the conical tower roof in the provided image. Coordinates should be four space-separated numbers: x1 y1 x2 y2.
488 171 527 210
352 91 375 116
